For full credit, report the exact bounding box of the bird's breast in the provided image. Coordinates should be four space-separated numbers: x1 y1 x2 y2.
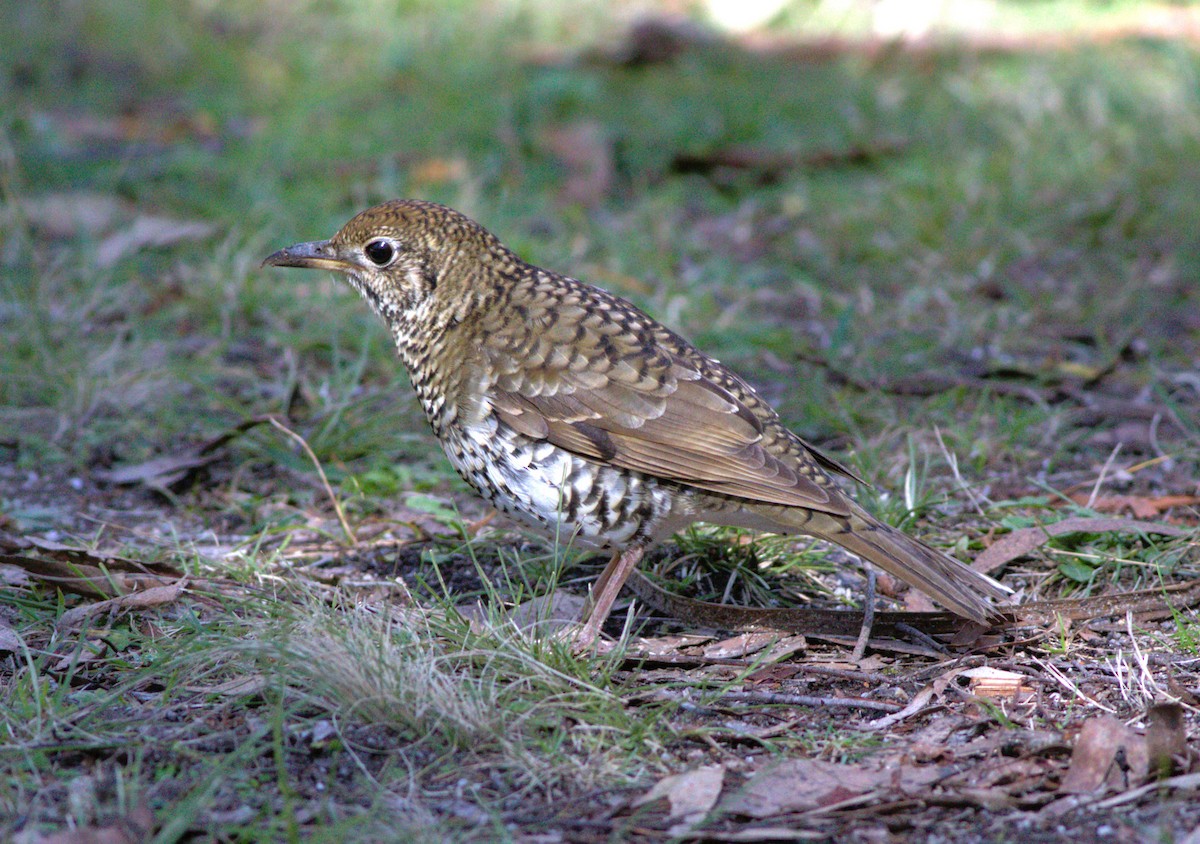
441 418 677 549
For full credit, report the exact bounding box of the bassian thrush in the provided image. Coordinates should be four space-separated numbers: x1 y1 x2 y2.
264 200 1008 647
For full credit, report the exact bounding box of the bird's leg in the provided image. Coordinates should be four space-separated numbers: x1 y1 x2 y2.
569 544 645 651
850 569 876 662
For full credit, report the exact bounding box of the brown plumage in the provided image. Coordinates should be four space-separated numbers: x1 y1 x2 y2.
264 200 1008 647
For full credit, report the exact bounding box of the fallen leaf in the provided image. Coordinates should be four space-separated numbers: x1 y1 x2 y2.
757 634 807 664
632 633 716 654
1065 493 1200 519
974 517 1189 574
721 758 941 817
57 579 187 631
184 675 269 697
34 106 223 147
94 415 271 490
944 756 1051 793
1060 715 1148 794
744 664 802 687
95 215 217 268
93 450 223 489
0 565 30 586
0 616 21 654
635 764 725 828
456 591 588 638
861 683 937 732
702 631 782 659
1145 702 1188 779
505 591 588 635
0 531 181 598
409 156 468 186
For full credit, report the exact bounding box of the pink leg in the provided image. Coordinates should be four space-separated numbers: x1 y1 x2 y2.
572 545 645 650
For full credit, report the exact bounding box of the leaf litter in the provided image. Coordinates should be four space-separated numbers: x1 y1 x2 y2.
5 469 1200 840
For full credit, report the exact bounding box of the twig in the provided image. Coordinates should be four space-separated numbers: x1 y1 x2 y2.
1092 772 1200 809
715 691 901 713
267 416 358 547
860 684 937 731
894 622 948 653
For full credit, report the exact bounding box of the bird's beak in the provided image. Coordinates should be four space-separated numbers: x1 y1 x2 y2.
261 240 354 272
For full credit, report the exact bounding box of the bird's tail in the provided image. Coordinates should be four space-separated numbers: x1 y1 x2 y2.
806 505 1010 623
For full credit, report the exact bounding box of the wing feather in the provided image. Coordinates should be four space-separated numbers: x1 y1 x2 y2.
481 275 852 514
487 345 846 514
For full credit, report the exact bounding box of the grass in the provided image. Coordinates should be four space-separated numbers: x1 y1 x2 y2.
2 567 673 839
2 0 1199 840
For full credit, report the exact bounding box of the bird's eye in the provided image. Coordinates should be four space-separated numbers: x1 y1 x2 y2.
363 239 396 266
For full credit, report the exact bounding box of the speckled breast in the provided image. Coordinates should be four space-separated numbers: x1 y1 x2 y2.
442 421 675 550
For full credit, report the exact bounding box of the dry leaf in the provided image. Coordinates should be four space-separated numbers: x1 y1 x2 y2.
0 564 30 586
702 632 782 659
1060 715 1149 794
631 633 715 655
95 415 271 490
0 531 181 598
0 616 21 654
184 675 269 697
862 684 937 732
456 591 588 637
744 665 802 687
506 591 588 635
974 517 1189 574
721 758 940 817
57 580 187 631
95 215 217 267
1066 493 1200 519
757 635 807 664
635 764 725 828
1146 702 1188 779
94 450 224 489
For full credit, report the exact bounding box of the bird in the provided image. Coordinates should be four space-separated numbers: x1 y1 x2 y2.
263 200 1008 648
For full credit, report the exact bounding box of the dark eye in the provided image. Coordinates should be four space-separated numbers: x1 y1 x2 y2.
363 239 395 266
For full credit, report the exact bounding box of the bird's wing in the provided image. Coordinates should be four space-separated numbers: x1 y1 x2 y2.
483 278 851 514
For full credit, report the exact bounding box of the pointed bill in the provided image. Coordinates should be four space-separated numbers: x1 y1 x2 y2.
261 240 353 272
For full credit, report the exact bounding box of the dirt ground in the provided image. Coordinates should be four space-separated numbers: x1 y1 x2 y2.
4 450 1200 842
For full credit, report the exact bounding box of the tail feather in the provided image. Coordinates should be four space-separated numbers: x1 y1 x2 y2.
812 507 1008 623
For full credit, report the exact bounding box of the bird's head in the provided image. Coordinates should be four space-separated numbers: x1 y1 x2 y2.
263 199 510 324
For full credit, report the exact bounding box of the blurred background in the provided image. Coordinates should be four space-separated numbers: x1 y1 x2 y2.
1 0 1197 526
